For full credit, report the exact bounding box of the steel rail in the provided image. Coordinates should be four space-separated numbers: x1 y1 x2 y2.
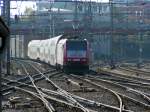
2 68 61 93
14 59 89 112
83 75 150 108
119 66 150 77
94 74 150 89
69 74 123 112
111 82 150 101
87 75 150 104
1 70 62 93
2 83 55 110
11 58 57 75
4 58 132 112
2 79 81 105
20 62 56 112
97 69 150 85
25 61 89 112
2 83 86 112
43 88 133 112
102 77 150 97
2 76 133 112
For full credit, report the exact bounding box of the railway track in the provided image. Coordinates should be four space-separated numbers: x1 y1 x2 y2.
21 62 56 112
87 76 150 105
3 75 126 112
70 74 150 112
94 72 150 96
23 59 131 112
2 80 87 112
93 69 150 112
119 65 150 78
3 58 150 112
7 59 133 112
96 68 150 86
94 67 150 95
3 59 89 112
49 72 135 111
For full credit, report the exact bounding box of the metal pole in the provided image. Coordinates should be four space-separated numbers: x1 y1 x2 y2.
52 15 55 37
136 10 143 68
139 32 142 65
0 1 10 110
1 0 5 17
138 10 143 68
110 0 115 69
0 42 2 112
73 0 78 36
5 0 10 75
0 1 4 111
0 53 2 112
126 0 128 61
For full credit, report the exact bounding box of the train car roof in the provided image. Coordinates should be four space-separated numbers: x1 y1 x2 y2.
29 40 41 43
28 34 86 46
28 40 41 46
58 38 67 44
60 34 79 40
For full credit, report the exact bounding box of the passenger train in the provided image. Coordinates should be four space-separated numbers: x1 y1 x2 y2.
28 35 90 73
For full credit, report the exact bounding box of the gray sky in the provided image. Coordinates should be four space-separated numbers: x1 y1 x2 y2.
11 1 36 15
10 0 109 15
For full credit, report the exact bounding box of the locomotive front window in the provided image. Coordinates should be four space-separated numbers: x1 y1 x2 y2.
66 41 87 50
66 41 87 58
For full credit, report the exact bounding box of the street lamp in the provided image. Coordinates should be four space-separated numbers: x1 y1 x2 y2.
138 10 143 68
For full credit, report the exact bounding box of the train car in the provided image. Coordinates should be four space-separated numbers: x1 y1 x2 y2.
28 40 41 60
47 35 62 66
39 40 48 62
28 35 89 73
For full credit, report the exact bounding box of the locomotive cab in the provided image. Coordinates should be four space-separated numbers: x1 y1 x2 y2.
63 39 89 73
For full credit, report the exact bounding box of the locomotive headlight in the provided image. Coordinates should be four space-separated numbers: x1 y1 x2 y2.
81 59 86 61
67 58 71 61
